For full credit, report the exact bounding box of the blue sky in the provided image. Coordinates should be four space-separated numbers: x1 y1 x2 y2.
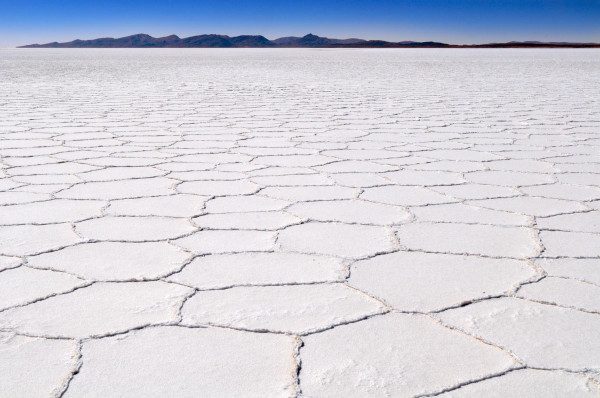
1 0 599 47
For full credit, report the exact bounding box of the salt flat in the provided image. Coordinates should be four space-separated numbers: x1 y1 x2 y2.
1 48 599 397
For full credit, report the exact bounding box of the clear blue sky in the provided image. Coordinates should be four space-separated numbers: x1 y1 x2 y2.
1 0 599 47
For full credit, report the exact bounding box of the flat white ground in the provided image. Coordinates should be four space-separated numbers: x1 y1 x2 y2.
1 48 599 397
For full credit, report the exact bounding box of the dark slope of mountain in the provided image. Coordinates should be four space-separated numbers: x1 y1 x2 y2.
229 35 276 47
20 33 430 48
24 34 181 48
178 35 234 47
271 36 299 46
18 33 600 48
272 34 366 47
21 33 275 48
334 38 366 44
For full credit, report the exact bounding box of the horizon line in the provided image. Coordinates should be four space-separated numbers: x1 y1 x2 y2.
17 32 600 49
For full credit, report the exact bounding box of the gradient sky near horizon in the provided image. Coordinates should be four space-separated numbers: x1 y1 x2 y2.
1 0 599 47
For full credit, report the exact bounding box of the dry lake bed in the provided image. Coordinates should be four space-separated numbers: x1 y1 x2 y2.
1 48 599 397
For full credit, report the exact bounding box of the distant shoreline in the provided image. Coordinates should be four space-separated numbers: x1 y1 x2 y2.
19 33 600 49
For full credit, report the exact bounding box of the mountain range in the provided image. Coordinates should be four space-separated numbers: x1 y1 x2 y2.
19 33 600 48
